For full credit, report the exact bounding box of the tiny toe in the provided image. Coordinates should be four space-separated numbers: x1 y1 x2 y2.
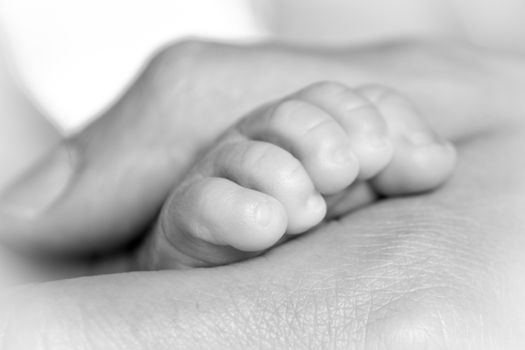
371 137 457 195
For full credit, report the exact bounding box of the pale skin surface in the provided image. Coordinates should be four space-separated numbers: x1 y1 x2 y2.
0 40 524 349
1 2 525 347
256 0 525 53
139 82 456 269
0 46 61 285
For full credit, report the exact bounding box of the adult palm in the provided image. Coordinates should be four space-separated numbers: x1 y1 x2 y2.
2 40 525 348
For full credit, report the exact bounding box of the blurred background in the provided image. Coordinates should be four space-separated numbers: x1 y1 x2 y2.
2 0 525 132
0 0 263 132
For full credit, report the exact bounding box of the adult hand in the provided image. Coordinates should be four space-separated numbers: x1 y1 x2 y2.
1 40 520 256
2 40 525 348
0 50 61 285
6 118 525 348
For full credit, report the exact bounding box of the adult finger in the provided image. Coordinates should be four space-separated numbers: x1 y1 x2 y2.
5 125 525 349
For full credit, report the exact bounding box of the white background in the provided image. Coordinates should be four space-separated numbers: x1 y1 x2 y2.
0 0 265 131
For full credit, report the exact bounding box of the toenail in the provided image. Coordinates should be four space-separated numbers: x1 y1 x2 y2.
254 201 273 228
329 145 356 165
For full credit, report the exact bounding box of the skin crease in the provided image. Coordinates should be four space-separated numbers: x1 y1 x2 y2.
137 82 456 269
2 40 515 255
4 129 525 348
0 40 524 349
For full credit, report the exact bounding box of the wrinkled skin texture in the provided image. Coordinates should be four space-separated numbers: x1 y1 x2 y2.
2 40 525 349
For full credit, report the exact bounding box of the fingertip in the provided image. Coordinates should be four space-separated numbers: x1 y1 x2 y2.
184 177 288 252
221 194 288 251
354 136 394 180
357 84 457 195
313 144 360 195
371 137 457 196
156 177 289 267
296 82 393 184
286 192 327 234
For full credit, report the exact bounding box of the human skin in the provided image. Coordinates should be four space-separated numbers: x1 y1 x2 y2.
139 82 456 269
1 40 518 254
0 48 61 286
1 40 525 348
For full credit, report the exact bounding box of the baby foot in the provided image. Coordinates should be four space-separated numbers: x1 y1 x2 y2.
138 82 456 269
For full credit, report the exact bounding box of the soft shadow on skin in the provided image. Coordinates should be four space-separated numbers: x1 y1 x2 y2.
4 126 525 349
1 123 508 281
3 40 525 348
